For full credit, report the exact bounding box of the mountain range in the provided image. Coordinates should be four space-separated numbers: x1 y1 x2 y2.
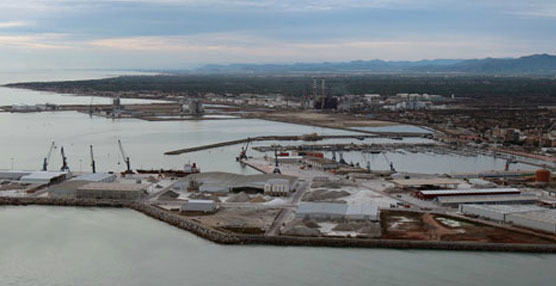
196 54 556 74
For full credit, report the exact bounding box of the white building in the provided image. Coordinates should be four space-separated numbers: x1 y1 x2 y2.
189 99 204 114
264 179 290 196
181 199 218 213
506 210 556 234
296 202 379 221
459 204 545 221
71 173 116 183
276 156 303 164
460 204 556 234
19 171 68 185
76 183 148 200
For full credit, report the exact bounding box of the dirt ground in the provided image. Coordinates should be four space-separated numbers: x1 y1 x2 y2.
381 210 554 244
187 207 280 234
253 111 396 130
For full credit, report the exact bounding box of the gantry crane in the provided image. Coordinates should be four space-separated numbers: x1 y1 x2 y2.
118 139 132 173
42 141 55 171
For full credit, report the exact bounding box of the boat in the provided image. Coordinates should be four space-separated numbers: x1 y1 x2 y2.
136 163 200 177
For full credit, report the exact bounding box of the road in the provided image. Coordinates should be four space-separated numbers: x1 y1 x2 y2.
265 179 310 236
146 180 180 201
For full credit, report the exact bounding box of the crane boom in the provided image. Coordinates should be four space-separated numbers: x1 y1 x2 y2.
118 139 131 172
90 145 96 173
42 141 55 171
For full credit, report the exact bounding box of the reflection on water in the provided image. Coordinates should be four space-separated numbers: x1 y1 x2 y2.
0 206 554 286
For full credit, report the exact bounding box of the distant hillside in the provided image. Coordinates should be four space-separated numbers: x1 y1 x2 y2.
196 54 556 75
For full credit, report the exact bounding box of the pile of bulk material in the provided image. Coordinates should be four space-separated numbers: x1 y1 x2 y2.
302 189 350 202
281 220 322 237
226 192 251 203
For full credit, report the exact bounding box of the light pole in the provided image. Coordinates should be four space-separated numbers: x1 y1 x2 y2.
10 158 14 170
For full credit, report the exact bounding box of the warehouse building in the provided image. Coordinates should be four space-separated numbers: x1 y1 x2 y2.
436 194 538 207
181 200 218 213
303 157 339 170
174 172 297 195
76 183 148 200
416 188 520 200
506 210 556 234
0 170 68 185
459 204 546 221
276 156 303 164
392 178 459 189
20 172 68 185
48 180 91 198
71 173 116 183
296 202 379 221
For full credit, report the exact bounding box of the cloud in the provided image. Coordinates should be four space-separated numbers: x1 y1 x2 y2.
85 33 515 63
0 21 29 28
0 34 69 49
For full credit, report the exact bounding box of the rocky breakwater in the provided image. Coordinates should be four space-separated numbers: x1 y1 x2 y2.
126 202 241 244
0 197 241 245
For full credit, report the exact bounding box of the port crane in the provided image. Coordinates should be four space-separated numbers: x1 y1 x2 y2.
42 141 55 171
382 153 395 172
60 147 70 172
90 145 96 173
504 156 518 171
272 145 281 174
237 138 251 161
338 151 347 165
118 139 132 173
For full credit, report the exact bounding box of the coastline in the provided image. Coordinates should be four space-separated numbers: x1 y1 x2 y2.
2 197 555 253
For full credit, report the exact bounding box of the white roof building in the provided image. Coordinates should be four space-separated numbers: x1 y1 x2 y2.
296 202 379 221
19 171 68 185
181 199 218 213
506 210 556 234
459 204 546 221
71 173 116 183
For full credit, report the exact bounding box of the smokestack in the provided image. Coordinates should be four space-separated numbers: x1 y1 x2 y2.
312 77 318 108
321 77 326 110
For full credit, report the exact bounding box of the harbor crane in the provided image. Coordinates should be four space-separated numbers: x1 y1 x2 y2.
60 147 70 172
504 156 518 171
382 153 395 172
118 139 132 173
237 137 251 161
338 151 347 165
42 141 55 171
272 145 281 174
90 145 96 173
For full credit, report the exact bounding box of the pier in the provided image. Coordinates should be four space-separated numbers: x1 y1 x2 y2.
164 134 380 155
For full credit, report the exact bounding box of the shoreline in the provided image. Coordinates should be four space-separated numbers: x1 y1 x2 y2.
2 197 555 253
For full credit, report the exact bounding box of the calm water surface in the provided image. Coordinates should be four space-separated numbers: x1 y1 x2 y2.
0 206 554 286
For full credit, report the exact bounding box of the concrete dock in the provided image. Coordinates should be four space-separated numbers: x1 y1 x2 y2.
164 134 379 155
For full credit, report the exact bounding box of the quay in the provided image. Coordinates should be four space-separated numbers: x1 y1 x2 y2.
1 197 555 253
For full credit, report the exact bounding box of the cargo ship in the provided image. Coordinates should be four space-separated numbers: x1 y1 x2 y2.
136 163 200 177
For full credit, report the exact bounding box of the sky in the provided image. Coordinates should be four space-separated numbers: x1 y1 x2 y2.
0 0 555 70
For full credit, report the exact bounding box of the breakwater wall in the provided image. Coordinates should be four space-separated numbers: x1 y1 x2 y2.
0 197 240 244
239 235 556 253
164 134 379 155
2 197 555 253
